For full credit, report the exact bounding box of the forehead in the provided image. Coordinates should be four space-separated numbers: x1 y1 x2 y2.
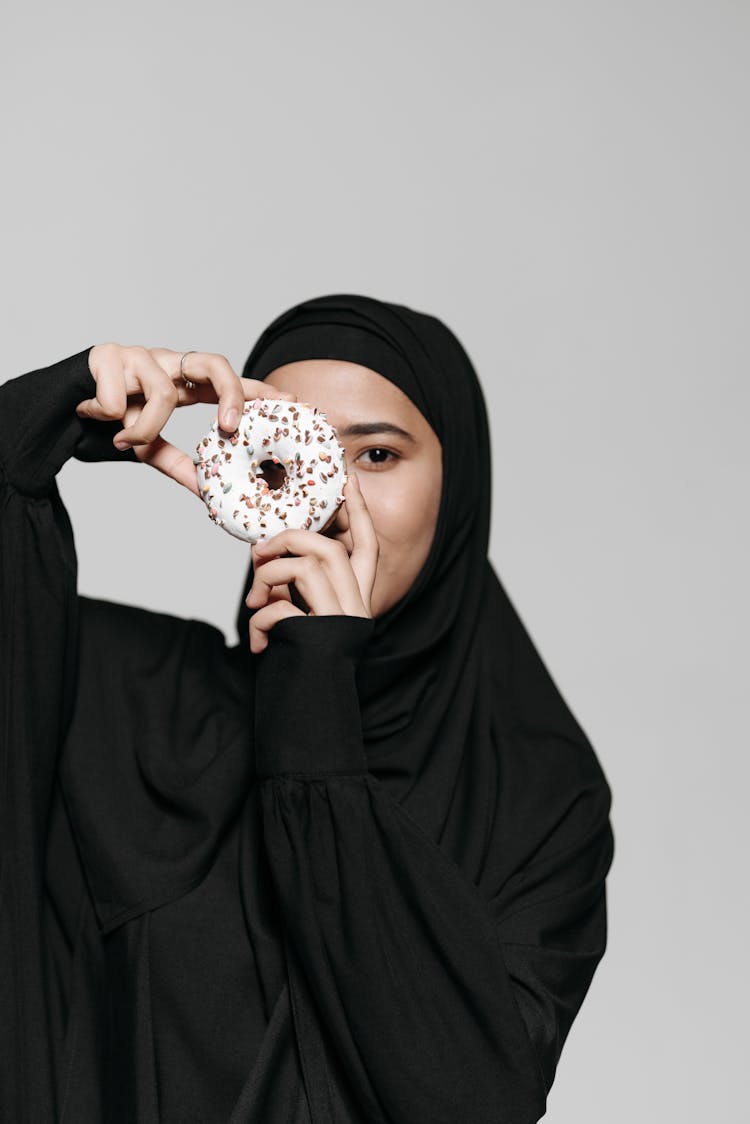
263 358 425 430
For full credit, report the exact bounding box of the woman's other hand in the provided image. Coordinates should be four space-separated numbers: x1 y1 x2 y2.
75 344 296 497
245 476 379 653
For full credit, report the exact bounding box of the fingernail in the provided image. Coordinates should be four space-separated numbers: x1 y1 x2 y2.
224 408 240 429
114 439 131 450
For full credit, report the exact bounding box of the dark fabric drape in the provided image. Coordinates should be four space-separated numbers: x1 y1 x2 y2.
237 294 615 1105
0 299 614 1123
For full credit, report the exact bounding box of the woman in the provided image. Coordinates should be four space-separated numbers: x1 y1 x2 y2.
0 293 614 1123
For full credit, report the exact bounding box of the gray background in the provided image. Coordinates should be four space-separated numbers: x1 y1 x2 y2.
2 2 747 1119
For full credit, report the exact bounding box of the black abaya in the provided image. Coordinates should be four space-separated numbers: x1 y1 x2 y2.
0 297 614 1123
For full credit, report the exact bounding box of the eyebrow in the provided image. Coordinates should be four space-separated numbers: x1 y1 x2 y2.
336 422 417 443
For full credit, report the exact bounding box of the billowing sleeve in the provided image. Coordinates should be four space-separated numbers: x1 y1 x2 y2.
0 348 138 1119
253 614 613 1124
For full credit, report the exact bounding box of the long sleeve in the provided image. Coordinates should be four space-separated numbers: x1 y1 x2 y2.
253 614 613 1124
0 348 137 1122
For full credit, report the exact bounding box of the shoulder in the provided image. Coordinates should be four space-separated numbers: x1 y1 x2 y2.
71 595 245 737
77 594 227 666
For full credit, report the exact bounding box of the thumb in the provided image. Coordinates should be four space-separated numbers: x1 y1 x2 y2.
75 397 117 420
136 436 202 499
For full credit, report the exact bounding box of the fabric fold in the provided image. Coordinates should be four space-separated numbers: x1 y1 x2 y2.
58 595 256 934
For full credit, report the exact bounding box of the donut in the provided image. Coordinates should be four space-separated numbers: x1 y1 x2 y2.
192 397 348 544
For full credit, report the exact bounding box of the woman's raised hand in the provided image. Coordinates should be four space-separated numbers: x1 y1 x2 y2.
245 474 379 653
76 344 296 497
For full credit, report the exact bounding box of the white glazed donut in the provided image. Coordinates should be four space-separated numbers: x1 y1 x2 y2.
193 398 348 544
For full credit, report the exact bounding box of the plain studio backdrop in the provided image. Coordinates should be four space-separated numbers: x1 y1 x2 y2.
2 2 747 1120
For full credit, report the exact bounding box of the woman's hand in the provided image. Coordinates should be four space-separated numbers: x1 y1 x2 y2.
75 344 296 497
246 475 379 653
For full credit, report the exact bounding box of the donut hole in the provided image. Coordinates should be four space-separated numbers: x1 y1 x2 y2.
258 459 288 491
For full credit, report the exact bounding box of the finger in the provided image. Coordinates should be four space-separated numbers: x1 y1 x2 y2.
107 398 146 451
80 347 128 418
252 529 367 616
148 348 298 410
184 353 246 433
76 396 124 421
178 354 297 433
135 435 202 498
267 582 293 604
113 350 179 447
77 391 149 423
168 375 297 411
246 555 345 616
254 530 362 611
253 379 299 403
240 379 299 406
253 528 353 566
249 600 305 654
341 474 379 608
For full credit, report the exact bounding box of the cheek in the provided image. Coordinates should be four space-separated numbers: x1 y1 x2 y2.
361 465 441 555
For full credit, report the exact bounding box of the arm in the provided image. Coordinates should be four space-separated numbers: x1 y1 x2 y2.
0 347 138 866
0 346 137 495
0 348 137 1119
1 342 296 937
254 614 613 1124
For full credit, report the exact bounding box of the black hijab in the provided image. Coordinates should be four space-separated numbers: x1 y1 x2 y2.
233 296 614 1094
236 293 612 860
236 294 491 839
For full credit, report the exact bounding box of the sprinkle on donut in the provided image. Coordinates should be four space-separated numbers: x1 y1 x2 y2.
193 398 348 543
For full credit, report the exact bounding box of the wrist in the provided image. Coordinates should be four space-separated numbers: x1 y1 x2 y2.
253 614 374 779
0 347 136 495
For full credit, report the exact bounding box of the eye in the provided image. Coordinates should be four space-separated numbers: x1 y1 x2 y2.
355 447 400 469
